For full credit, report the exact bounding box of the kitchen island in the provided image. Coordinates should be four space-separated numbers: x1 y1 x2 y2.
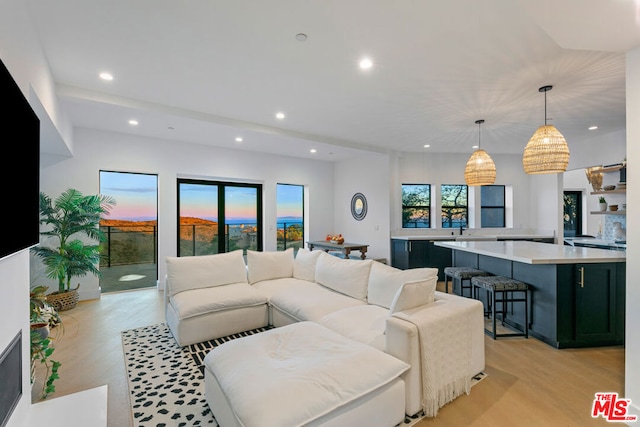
434 240 626 348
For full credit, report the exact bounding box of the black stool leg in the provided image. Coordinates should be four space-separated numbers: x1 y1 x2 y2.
491 288 497 340
524 289 529 338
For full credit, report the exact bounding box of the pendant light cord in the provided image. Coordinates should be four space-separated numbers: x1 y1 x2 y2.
475 119 484 149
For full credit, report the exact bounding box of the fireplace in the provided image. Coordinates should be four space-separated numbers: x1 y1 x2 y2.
0 331 22 427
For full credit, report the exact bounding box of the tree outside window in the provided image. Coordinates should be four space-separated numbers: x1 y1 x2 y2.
441 184 468 228
402 184 431 228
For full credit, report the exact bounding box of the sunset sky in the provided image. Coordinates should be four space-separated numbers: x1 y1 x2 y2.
99 172 303 222
100 171 158 221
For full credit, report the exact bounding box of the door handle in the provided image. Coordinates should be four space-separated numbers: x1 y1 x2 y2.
578 266 584 288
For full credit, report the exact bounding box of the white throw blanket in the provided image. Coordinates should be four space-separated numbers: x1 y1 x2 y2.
392 301 473 417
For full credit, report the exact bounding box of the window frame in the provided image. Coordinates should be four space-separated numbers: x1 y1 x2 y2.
401 184 432 228
480 185 506 228
177 178 263 256
441 184 468 229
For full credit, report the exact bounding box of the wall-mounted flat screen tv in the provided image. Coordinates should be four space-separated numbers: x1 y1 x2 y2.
0 59 40 261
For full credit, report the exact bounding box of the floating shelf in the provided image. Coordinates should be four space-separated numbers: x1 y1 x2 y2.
598 164 625 173
591 189 626 195
590 210 626 215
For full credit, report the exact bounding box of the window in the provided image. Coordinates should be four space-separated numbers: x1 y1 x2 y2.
481 185 506 228
177 179 262 256
276 184 304 253
563 191 583 237
99 171 158 293
402 184 431 228
441 184 467 228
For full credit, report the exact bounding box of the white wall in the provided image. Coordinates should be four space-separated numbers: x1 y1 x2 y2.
0 1 72 425
625 45 640 421
333 154 391 262
0 252 31 427
37 128 340 298
393 151 535 233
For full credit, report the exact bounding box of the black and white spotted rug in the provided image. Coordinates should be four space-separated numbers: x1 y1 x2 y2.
122 323 487 427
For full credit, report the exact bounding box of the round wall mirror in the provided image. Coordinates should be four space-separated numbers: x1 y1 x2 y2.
351 193 367 221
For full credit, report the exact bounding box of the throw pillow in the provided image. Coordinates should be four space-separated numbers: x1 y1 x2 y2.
247 248 294 284
315 252 373 301
166 249 247 297
293 248 322 282
368 262 438 309
389 278 435 314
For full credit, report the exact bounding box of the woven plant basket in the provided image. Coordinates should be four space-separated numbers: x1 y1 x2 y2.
46 285 80 311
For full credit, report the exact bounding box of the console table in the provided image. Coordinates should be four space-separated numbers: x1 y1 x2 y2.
307 241 369 260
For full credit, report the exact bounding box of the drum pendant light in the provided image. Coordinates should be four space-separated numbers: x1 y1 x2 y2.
464 119 496 186
523 85 570 174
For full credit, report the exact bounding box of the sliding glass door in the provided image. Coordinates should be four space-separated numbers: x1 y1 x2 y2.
178 179 262 256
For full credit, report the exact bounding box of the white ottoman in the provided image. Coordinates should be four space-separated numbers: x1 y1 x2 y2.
204 321 409 427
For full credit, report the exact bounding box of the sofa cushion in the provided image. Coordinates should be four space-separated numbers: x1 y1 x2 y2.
368 262 438 309
169 282 268 320
293 248 322 282
269 281 366 322
315 252 373 301
318 305 388 351
247 248 294 284
389 279 436 314
166 250 247 297
252 277 307 298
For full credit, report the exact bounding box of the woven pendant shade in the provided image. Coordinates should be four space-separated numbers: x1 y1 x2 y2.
522 85 570 174
464 119 496 186
522 124 570 174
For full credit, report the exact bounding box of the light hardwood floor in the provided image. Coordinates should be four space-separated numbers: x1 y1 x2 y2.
32 285 624 427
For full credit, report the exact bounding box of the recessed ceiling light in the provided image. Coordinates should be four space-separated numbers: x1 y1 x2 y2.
424 144 430 148
359 57 373 70
310 149 317 153
296 33 307 42
235 137 243 142
99 72 113 81
589 126 598 130
276 112 285 120
472 145 479 149
128 119 138 126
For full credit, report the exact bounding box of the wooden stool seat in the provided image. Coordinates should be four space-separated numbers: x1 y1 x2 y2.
471 275 529 339
443 267 490 297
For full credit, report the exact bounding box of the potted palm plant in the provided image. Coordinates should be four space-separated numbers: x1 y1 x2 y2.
31 188 116 311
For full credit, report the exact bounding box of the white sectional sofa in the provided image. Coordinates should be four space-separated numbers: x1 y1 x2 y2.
165 247 485 418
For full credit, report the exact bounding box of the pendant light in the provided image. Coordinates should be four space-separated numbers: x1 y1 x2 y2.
522 85 570 174
464 119 496 186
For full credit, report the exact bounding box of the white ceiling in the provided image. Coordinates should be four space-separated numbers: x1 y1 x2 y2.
25 0 640 162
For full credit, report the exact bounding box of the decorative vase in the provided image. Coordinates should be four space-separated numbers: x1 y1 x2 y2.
30 323 50 340
613 222 625 240
599 203 607 212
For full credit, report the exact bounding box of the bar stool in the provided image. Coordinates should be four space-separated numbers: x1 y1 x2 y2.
471 275 529 339
443 267 490 298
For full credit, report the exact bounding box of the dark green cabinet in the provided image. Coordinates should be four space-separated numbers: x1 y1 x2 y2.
575 263 618 343
390 239 452 281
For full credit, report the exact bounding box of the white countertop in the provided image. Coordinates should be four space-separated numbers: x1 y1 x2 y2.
392 234 554 241
434 240 626 264
564 238 626 250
